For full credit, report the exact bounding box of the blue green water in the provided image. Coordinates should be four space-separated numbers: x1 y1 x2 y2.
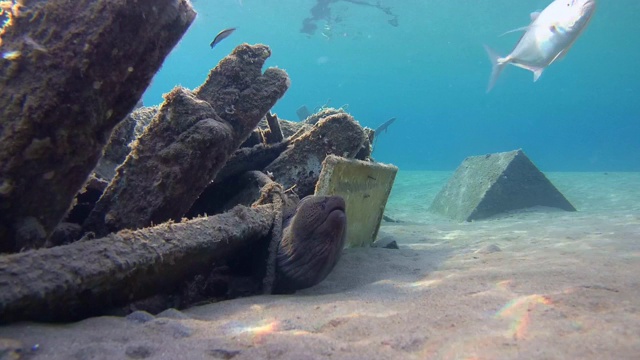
143 0 640 172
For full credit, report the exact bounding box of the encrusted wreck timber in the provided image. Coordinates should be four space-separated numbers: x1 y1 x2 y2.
0 204 276 323
0 0 196 252
258 117 311 139
355 126 374 160
84 44 289 236
185 136 289 217
303 107 346 125
188 170 277 217
94 105 157 181
194 44 292 142
213 141 290 185
265 112 368 197
84 88 234 236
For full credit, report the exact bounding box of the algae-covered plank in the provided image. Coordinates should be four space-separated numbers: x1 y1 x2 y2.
84 44 290 237
0 204 276 323
0 0 196 251
315 155 398 247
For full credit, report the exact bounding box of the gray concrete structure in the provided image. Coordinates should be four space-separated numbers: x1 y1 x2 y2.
430 149 576 221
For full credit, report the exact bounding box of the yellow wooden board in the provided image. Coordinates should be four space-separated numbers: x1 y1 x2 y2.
315 155 398 247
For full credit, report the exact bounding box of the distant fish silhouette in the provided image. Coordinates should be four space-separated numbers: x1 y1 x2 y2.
210 27 236 48
372 117 396 151
374 117 396 135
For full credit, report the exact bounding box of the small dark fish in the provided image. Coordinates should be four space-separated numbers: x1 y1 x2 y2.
210 27 236 48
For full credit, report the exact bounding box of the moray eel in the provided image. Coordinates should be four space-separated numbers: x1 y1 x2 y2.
274 195 347 293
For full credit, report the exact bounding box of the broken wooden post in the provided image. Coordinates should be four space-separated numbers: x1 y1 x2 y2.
0 0 196 252
0 204 276 323
262 112 285 144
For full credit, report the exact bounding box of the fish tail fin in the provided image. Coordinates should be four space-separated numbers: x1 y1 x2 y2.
484 45 507 93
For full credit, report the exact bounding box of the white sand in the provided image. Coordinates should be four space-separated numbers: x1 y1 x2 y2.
1 171 639 359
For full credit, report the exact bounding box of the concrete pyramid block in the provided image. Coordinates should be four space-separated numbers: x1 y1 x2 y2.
315 155 398 247
429 149 576 221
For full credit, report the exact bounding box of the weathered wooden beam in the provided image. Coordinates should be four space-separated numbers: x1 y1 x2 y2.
0 204 276 323
0 0 196 252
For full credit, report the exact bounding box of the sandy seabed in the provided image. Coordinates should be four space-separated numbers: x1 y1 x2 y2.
1 171 639 359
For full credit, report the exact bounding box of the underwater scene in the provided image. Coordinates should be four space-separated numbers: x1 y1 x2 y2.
0 0 639 359
146 0 639 172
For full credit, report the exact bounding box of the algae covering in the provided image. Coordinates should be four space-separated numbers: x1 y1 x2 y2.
0 0 196 252
83 44 290 237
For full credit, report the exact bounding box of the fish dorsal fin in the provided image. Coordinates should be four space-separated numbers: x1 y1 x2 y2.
530 11 541 21
499 26 529 37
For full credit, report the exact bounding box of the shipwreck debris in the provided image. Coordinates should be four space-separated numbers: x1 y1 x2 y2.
0 204 277 322
261 112 285 144
303 107 346 126
0 33 389 323
188 170 278 217
94 105 157 181
0 0 196 252
212 142 290 186
84 44 289 237
265 111 369 197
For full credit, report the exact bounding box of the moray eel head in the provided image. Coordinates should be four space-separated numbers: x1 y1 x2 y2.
274 195 347 293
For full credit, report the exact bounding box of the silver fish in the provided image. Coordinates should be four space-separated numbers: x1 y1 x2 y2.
484 0 597 92
210 27 236 48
